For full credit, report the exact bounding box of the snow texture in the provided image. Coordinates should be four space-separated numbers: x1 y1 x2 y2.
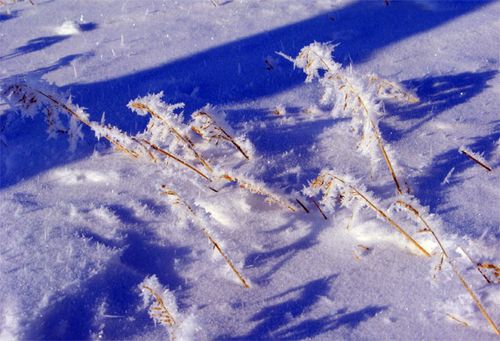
0 0 499 340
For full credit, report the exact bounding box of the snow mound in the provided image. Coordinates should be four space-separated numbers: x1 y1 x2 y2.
54 20 82 35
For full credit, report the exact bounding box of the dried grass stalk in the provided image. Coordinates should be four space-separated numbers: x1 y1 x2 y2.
129 101 213 172
367 74 419 104
397 200 499 335
447 314 470 327
142 139 210 181
309 50 403 194
312 174 429 256
478 263 500 279
223 174 296 212
161 186 250 288
458 247 494 284
191 111 250 160
459 147 493 172
34 88 141 158
142 285 176 327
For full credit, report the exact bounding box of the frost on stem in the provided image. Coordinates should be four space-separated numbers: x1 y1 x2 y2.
1 79 87 151
139 275 202 340
283 41 341 83
221 173 297 212
280 42 418 194
139 275 177 328
305 170 430 257
128 92 213 172
190 105 252 161
459 145 492 172
160 185 250 288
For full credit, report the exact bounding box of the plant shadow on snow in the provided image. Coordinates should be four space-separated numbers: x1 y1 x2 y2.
0 0 493 189
25 226 192 340
0 9 21 22
380 70 498 142
375 70 498 237
0 23 97 61
0 36 70 61
245 215 331 286
414 124 499 238
220 275 387 340
227 107 345 190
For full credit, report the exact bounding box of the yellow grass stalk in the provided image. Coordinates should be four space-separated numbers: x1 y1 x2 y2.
34 88 140 158
451 264 499 335
24 85 213 182
447 314 470 328
142 139 210 181
142 285 176 327
223 174 296 212
129 101 213 172
367 74 419 104
396 200 499 335
309 50 403 194
458 247 494 285
161 186 250 288
191 111 250 160
311 173 430 257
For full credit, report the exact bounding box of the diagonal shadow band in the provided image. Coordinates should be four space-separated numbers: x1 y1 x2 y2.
63 0 492 130
0 0 493 190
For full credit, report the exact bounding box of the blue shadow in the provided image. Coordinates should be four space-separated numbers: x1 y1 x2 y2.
0 23 97 61
381 70 498 142
24 228 192 340
64 1 492 129
220 274 387 340
0 0 492 190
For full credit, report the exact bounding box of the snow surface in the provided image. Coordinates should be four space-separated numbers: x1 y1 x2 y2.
0 0 499 340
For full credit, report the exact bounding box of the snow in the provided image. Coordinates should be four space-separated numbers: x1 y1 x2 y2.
1 0 499 340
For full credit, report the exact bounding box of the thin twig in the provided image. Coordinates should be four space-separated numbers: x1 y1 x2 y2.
161 187 250 288
397 200 499 335
142 285 176 327
142 139 210 181
129 102 213 172
460 148 492 172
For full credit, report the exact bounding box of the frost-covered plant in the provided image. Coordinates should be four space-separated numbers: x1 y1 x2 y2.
190 105 251 160
128 93 213 172
280 42 419 194
393 198 499 335
221 173 297 212
1 80 213 179
305 170 430 256
1 79 87 152
459 145 493 172
160 185 250 288
140 276 177 328
139 275 200 340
